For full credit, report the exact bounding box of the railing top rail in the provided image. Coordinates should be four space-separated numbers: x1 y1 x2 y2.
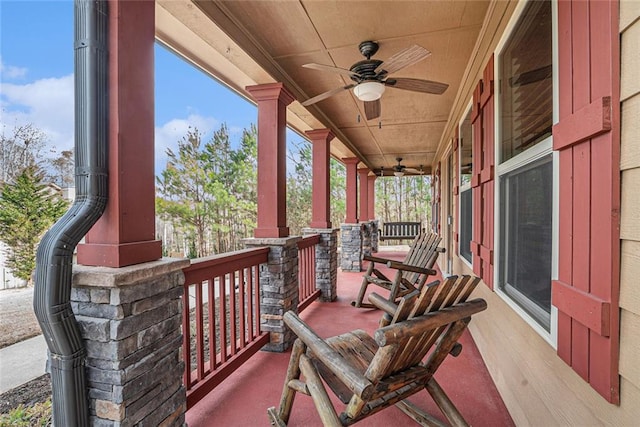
183 247 270 284
297 234 321 250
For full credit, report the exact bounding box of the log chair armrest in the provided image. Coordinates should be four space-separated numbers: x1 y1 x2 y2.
435 247 446 253
385 260 437 276
373 299 487 346
367 292 398 316
283 311 374 400
363 254 392 264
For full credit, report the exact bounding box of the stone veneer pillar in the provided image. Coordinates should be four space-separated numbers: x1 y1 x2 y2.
302 228 338 302
244 237 299 352
70 258 189 426
340 223 363 272
362 221 373 257
371 220 380 253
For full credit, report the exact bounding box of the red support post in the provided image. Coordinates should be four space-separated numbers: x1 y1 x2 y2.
77 0 161 268
246 83 295 238
306 129 335 229
367 175 377 220
358 168 370 222
343 158 359 224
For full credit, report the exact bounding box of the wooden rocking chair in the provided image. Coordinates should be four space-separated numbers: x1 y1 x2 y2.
352 232 445 308
268 275 485 426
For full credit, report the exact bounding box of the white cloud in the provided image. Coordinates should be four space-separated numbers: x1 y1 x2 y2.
1 74 74 155
0 58 28 79
154 114 218 173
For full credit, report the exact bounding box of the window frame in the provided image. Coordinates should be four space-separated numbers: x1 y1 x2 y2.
458 101 474 268
493 0 559 347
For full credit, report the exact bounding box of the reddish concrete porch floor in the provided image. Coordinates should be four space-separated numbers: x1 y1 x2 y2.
186 251 514 426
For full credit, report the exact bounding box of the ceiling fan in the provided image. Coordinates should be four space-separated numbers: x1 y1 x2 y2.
391 158 424 177
301 41 449 120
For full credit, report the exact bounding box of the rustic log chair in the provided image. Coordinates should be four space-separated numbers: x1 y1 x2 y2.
268 275 485 427
352 232 445 309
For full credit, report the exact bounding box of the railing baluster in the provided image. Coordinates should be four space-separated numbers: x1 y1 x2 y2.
182 284 191 389
195 282 204 381
218 274 227 364
207 279 215 371
248 266 254 339
239 268 246 348
229 272 237 355
254 265 260 337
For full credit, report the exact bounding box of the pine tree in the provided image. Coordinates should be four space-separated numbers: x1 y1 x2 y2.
0 166 69 282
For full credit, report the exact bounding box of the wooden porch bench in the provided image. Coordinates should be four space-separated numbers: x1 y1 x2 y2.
379 221 422 242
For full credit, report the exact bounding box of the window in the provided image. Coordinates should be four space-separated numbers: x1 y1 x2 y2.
499 0 553 163
459 107 473 264
499 155 553 330
496 0 554 333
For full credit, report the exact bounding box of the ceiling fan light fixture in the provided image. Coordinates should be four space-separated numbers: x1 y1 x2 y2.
353 81 385 101
394 170 404 177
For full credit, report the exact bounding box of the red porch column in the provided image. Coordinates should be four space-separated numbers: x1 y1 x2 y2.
367 175 377 220
247 83 295 238
77 0 161 268
306 129 335 228
358 168 370 222
343 158 359 223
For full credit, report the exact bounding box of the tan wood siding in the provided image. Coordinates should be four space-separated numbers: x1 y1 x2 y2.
621 13 640 101
619 5 640 414
620 95 640 170
620 310 640 388
621 168 640 240
621 0 640 31
620 240 640 315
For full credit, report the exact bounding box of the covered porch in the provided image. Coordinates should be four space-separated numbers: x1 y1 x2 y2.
185 251 513 427
33 0 637 426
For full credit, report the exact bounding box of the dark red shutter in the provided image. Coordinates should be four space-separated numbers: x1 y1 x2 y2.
552 0 620 404
470 56 495 289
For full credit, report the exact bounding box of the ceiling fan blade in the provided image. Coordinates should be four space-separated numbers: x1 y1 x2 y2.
302 63 359 77
386 77 449 94
363 99 381 120
404 167 422 174
301 84 355 106
375 45 431 75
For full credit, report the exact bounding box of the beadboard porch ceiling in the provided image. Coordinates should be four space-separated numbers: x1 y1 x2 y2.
155 0 490 174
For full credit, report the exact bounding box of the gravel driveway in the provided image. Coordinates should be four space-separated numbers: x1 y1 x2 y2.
0 287 42 349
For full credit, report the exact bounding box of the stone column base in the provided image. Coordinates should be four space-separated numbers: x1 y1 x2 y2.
302 228 338 301
244 237 300 352
71 257 189 426
340 223 363 272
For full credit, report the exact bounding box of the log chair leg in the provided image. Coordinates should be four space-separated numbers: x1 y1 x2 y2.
352 262 375 308
299 354 342 427
425 378 469 427
395 399 448 427
270 339 306 425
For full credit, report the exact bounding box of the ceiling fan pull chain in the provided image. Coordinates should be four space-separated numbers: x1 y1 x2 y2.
379 121 382 129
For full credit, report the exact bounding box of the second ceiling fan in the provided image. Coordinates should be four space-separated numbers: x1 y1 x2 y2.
301 41 449 120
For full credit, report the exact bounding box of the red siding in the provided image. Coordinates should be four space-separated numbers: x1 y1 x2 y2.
552 0 620 404
471 56 495 289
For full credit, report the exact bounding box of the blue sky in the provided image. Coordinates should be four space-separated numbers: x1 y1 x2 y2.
1 1 302 174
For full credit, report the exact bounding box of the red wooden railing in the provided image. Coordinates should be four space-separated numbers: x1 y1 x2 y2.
182 247 270 408
297 234 321 312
